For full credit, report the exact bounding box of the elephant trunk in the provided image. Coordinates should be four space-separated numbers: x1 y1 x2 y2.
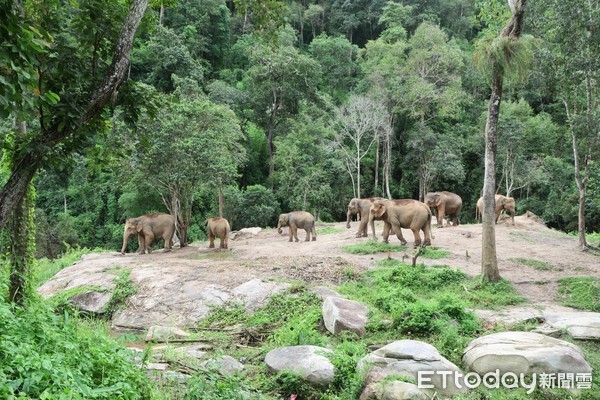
277 222 282 234
121 232 130 254
346 209 352 229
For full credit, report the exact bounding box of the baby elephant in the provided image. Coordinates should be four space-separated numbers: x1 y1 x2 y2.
277 211 317 242
206 217 231 249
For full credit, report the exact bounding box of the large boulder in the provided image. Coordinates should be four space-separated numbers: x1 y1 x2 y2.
322 296 369 336
358 340 466 396
230 227 262 240
232 278 291 312
462 332 592 375
69 290 112 314
542 312 600 340
264 345 334 387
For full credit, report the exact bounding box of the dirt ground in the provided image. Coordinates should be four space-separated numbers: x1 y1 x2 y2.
120 212 599 309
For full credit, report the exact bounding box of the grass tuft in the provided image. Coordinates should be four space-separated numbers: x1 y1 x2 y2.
557 277 600 312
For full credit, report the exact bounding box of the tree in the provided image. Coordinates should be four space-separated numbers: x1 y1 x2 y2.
308 34 361 102
245 29 320 182
529 0 600 249
399 22 465 200
333 95 391 198
476 0 529 281
124 95 246 246
0 0 149 304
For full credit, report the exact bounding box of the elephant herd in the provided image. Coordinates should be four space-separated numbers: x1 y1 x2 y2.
345 192 516 247
120 192 516 254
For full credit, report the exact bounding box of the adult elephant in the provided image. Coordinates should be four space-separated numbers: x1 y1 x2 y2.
277 211 317 242
346 197 384 237
476 194 516 225
121 213 176 254
206 217 231 249
369 199 432 246
425 191 463 228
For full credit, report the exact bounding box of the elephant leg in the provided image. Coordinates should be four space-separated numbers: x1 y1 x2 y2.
287 226 294 242
436 205 445 228
223 234 228 249
382 222 391 244
392 224 407 245
422 225 432 246
137 234 145 254
219 233 226 249
304 228 311 241
411 227 422 246
311 224 317 241
293 226 299 242
209 231 215 248
357 218 368 237
144 233 154 253
162 233 172 252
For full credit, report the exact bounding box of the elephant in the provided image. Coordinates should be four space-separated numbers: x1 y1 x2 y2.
121 213 176 254
425 191 463 228
369 199 432 246
346 197 384 237
277 211 317 242
476 194 516 225
206 217 230 249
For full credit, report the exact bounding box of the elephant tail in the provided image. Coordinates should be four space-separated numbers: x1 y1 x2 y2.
427 211 435 240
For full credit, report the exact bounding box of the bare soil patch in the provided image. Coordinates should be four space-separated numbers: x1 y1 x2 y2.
115 212 599 310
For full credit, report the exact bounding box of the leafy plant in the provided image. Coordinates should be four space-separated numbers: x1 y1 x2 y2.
106 269 139 317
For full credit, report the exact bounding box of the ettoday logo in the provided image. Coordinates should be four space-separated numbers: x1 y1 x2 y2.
417 370 593 394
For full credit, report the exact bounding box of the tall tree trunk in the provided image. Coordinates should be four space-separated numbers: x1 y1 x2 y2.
481 68 502 282
219 185 223 218
374 139 380 195
0 0 148 231
482 0 527 282
564 98 590 249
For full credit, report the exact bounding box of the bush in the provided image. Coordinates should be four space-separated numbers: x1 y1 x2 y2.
0 299 151 399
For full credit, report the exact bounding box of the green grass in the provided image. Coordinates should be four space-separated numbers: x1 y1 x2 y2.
342 240 407 254
510 257 561 271
419 246 450 259
32 246 96 287
557 277 600 311
316 226 345 235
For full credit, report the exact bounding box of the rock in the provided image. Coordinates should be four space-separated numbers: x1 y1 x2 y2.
462 332 592 376
265 345 334 386
474 307 543 326
358 340 466 396
69 290 112 314
542 312 600 340
145 326 191 342
146 362 170 371
231 227 262 240
176 344 212 359
112 281 231 330
200 355 245 376
232 278 291 312
360 373 429 400
310 286 341 300
322 296 368 336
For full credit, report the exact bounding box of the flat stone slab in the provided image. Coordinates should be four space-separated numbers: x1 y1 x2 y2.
265 345 334 386
322 296 368 336
145 326 190 342
70 291 112 314
463 331 592 376
543 312 600 340
200 355 245 376
358 340 466 396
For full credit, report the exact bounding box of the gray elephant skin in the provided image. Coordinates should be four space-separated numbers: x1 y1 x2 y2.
121 213 176 254
369 199 432 246
277 211 317 242
476 194 516 225
206 217 231 249
425 191 463 228
346 197 384 238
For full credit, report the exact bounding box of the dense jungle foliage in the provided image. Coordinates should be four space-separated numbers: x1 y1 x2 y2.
1 0 598 258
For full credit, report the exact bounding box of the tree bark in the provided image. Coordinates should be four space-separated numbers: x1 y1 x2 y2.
481 0 527 282
0 0 148 230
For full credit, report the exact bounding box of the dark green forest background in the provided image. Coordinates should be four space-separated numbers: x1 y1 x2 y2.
3 0 598 258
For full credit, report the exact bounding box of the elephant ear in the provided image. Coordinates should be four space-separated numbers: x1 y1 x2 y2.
372 202 385 217
135 220 143 233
